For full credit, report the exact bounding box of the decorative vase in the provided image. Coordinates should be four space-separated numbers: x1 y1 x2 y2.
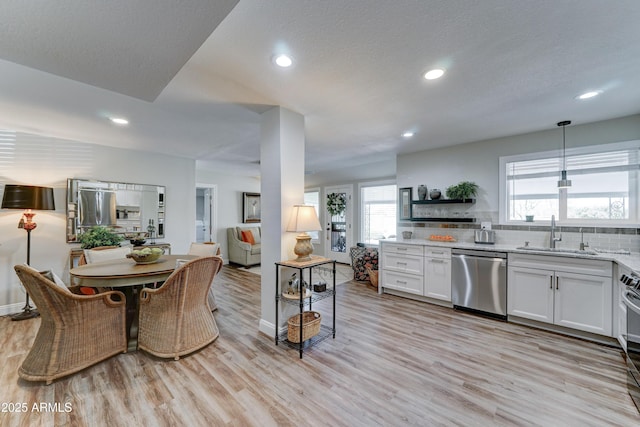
429 189 441 200
417 185 428 201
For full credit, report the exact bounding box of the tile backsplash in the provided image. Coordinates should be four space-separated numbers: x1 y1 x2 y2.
398 213 640 253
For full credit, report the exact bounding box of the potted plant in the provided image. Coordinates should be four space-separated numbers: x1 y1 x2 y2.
77 226 123 249
445 181 478 201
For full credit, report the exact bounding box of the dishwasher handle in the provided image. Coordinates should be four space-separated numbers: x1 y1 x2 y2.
451 249 507 259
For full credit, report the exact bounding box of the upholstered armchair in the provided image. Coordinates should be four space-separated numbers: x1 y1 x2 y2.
14 264 127 385
227 226 261 267
138 256 223 360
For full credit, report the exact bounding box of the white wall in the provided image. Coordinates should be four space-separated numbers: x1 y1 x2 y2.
195 169 260 262
397 114 640 219
0 135 195 311
396 114 640 249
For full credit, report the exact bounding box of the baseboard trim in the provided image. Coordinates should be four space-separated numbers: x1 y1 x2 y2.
0 303 27 317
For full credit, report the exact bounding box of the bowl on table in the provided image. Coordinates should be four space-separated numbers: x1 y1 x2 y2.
126 248 163 264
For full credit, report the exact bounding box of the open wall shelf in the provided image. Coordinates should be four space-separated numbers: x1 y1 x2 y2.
411 198 475 205
410 217 475 223
409 198 476 222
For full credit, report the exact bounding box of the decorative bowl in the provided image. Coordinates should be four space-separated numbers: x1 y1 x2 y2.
130 239 147 246
127 250 162 264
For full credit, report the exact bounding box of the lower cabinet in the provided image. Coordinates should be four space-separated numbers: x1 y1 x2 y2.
508 254 612 336
424 248 451 301
380 269 423 295
380 242 452 301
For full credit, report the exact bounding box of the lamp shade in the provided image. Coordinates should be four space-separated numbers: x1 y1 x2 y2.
2 185 55 210
286 205 321 232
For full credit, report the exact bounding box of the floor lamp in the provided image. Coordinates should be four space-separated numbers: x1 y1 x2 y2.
1 184 56 321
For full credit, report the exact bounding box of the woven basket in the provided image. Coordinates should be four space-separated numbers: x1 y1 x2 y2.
287 311 321 343
367 268 379 287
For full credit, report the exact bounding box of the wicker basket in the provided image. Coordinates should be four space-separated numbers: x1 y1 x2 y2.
287 311 321 343
367 268 379 287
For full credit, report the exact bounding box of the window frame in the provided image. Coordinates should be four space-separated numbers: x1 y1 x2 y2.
499 140 640 226
358 180 397 246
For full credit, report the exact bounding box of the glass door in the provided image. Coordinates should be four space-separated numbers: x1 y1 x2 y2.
324 185 353 264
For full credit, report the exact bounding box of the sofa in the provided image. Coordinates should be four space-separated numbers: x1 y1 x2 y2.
349 245 379 281
227 226 261 267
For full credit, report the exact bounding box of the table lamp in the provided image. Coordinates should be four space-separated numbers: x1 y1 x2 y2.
2 184 56 321
286 205 322 262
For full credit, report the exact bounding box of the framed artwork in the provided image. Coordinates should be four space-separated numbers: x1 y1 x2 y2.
243 192 261 223
398 187 412 220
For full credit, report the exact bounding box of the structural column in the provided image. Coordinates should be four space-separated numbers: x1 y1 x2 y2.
259 106 305 336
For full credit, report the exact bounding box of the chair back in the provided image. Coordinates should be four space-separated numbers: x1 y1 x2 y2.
156 256 222 301
188 242 221 257
138 256 223 359
82 246 131 264
14 265 72 322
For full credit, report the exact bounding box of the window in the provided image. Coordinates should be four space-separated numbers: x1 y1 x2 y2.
500 141 640 225
304 189 320 242
360 182 397 245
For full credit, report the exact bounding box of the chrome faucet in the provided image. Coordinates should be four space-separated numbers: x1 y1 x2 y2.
579 228 590 251
550 215 562 249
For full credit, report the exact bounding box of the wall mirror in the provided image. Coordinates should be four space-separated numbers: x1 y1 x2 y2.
66 178 165 243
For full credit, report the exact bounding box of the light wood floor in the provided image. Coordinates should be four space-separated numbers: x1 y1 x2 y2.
1 266 639 426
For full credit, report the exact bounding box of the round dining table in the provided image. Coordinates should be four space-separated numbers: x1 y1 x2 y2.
69 254 198 287
70 254 199 351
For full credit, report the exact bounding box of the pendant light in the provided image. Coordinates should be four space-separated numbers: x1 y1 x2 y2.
557 120 572 188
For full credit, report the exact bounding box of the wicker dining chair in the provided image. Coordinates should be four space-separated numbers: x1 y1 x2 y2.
14 264 127 385
188 242 221 311
138 256 223 360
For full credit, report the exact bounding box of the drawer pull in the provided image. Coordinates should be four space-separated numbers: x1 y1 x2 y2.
396 280 407 284
397 247 407 251
396 262 407 265
432 251 444 255
431 259 444 263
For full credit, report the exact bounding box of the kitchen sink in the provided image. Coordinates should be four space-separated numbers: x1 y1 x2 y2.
515 246 599 256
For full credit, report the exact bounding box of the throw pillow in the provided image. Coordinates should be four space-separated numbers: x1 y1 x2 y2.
39 268 72 294
240 227 261 244
241 230 255 245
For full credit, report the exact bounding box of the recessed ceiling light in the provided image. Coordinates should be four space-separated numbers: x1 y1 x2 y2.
424 68 445 80
402 131 415 138
576 91 601 100
274 54 293 68
109 117 129 125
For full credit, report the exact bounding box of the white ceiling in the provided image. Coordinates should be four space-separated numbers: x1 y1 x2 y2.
1 0 639 179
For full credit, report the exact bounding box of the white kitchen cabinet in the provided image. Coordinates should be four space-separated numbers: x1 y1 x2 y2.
507 266 554 323
380 242 424 295
424 247 451 301
380 269 423 295
382 252 424 275
553 271 612 335
508 253 613 336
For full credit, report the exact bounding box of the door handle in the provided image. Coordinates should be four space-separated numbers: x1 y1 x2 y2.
556 276 559 290
550 276 553 289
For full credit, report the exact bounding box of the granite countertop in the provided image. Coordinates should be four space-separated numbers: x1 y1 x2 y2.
380 238 640 273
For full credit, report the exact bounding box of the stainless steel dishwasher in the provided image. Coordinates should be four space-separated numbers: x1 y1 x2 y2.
451 249 507 320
